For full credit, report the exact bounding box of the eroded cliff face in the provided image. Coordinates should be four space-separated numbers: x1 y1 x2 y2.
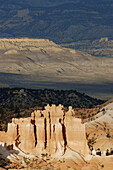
0 104 89 158
0 38 113 98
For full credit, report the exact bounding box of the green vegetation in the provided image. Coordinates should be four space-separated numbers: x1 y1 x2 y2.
0 1 113 44
0 156 10 168
0 88 103 109
0 88 104 131
88 137 96 149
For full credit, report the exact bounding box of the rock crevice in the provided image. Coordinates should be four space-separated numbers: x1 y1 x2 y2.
0 104 89 157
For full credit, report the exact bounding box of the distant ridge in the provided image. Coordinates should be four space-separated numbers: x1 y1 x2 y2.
0 38 113 99
0 83 9 88
0 1 113 43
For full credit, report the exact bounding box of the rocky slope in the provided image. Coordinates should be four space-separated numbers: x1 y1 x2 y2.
1 1 113 43
1 102 113 170
61 37 113 58
0 38 113 99
86 100 113 152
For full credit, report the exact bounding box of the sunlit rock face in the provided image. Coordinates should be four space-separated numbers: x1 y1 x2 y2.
0 104 89 157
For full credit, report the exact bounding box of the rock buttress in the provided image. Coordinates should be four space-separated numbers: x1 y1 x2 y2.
0 104 89 157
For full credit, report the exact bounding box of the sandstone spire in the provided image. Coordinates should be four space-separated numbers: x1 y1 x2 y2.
0 104 89 157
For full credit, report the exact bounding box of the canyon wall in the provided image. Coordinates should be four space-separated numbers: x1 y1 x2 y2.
0 104 89 157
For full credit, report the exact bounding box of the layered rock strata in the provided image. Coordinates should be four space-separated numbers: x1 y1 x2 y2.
0 104 89 157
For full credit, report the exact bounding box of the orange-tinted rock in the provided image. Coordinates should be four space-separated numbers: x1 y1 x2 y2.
0 131 7 142
0 104 89 157
7 123 17 145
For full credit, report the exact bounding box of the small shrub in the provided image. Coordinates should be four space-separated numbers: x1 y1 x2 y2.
88 137 96 149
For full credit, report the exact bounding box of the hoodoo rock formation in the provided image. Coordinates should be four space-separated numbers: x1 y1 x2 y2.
0 104 89 159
